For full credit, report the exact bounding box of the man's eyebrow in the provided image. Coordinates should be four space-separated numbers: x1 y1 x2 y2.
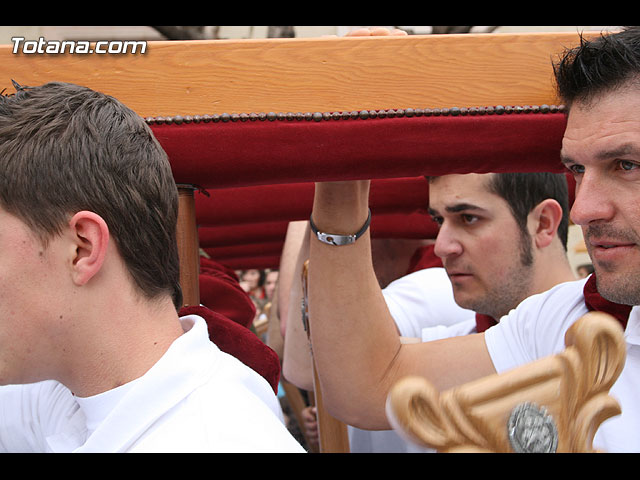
559 151 573 165
596 143 640 160
561 143 640 165
428 203 487 216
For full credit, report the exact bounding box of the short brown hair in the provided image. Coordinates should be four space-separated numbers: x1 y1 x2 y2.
0 82 183 309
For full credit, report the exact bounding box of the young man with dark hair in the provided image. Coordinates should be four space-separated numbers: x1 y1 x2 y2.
282 170 574 452
423 172 571 322
305 27 640 452
0 82 304 452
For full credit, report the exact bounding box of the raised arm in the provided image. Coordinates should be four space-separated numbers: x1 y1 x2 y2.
307 181 496 429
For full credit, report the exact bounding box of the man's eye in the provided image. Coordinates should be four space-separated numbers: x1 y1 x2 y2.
568 164 585 174
461 214 478 224
431 215 443 226
619 160 639 171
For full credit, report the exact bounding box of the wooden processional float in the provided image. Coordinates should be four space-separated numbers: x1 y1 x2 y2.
0 30 624 452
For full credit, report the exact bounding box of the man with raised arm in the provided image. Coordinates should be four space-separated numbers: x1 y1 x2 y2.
283 170 574 452
306 27 640 452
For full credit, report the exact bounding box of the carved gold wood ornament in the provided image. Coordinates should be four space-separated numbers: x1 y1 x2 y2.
386 312 626 453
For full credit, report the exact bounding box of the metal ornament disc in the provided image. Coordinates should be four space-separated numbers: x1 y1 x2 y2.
507 402 558 453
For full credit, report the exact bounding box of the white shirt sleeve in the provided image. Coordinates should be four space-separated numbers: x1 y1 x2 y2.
382 268 475 338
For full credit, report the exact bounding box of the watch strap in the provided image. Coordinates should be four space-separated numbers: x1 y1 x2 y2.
309 209 371 246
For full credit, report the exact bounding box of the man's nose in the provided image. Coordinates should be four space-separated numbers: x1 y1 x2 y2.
434 223 463 259
570 172 616 226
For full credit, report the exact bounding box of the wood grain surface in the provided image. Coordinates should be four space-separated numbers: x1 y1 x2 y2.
0 32 597 117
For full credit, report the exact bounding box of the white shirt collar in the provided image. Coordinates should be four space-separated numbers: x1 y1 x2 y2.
624 306 640 346
46 315 215 452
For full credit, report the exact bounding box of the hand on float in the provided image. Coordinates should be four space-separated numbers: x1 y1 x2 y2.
346 27 408 37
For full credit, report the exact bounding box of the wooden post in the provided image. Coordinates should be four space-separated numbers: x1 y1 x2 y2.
311 361 351 453
280 380 320 453
176 184 200 307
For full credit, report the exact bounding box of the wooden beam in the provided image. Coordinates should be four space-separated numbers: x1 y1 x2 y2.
0 32 595 118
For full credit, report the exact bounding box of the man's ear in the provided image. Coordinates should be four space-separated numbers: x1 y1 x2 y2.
529 199 564 249
68 211 110 286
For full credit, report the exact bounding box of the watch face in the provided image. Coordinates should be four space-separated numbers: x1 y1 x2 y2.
318 232 355 246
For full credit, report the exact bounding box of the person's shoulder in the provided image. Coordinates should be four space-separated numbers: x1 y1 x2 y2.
185 364 306 452
514 277 588 315
383 267 449 294
191 328 281 406
500 278 589 350
503 277 589 337
396 267 448 283
486 278 590 371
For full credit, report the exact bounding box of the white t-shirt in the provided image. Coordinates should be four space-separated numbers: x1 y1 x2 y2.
485 276 640 453
383 267 475 338
0 315 306 453
349 268 475 453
